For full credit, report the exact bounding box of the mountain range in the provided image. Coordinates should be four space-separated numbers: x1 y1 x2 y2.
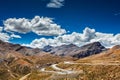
43 42 106 58
0 40 106 58
0 40 120 80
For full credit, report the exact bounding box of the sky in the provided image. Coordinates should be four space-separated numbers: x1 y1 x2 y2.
0 0 120 48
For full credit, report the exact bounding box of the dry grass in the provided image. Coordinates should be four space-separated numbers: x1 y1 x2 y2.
81 65 120 80
0 53 75 80
27 71 52 80
50 73 80 80
57 63 73 69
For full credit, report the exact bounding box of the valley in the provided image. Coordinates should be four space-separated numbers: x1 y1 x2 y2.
0 40 120 80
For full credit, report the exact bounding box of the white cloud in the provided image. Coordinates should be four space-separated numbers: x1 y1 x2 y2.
10 34 21 38
0 26 10 41
0 27 2 31
31 16 66 36
0 26 21 41
4 16 66 36
4 18 31 33
0 32 10 42
47 0 64 8
2 16 120 48
27 27 120 48
0 32 22 42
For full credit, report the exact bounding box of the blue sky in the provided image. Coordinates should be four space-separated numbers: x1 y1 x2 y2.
0 0 120 48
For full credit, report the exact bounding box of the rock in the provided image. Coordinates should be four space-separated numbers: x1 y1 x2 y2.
43 42 106 58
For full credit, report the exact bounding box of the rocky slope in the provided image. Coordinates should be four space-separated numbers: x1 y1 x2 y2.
0 40 106 58
43 42 106 58
0 40 43 56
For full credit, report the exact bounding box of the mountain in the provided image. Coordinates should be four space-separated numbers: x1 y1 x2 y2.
80 44 120 60
54 45 120 80
0 40 44 56
43 42 106 58
72 42 106 58
0 40 120 80
0 40 75 80
43 44 79 56
0 40 106 59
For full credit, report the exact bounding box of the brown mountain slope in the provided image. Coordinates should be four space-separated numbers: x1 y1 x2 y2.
42 45 120 80
0 40 44 56
58 45 120 80
77 45 120 61
0 47 75 80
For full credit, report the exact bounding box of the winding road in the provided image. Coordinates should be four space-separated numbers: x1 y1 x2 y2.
40 61 120 75
40 63 83 75
64 61 120 65
19 61 120 79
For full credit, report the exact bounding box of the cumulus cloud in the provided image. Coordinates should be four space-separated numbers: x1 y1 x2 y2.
10 34 21 38
0 32 22 41
0 26 21 41
2 16 120 48
0 26 10 41
31 16 66 36
27 27 120 48
0 27 3 32
4 16 66 36
47 0 64 8
0 32 10 42
4 18 31 33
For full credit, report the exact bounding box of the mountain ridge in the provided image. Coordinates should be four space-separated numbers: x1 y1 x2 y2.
0 40 106 58
43 42 106 58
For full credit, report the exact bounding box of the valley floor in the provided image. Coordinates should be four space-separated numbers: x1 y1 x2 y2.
29 59 120 80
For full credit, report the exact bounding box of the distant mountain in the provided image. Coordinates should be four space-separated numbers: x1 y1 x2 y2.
43 44 79 56
0 40 106 59
0 40 43 55
77 44 120 62
73 42 106 58
43 42 106 58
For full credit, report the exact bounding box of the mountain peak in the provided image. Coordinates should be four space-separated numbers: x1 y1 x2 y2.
43 42 106 58
72 42 106 58
81 42 105 49
42 45 53 52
